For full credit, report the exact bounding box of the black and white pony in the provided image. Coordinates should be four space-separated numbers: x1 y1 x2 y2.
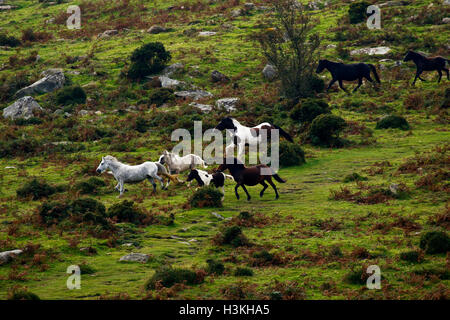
186 168 234 200
316 59 380 93
214 117 293 159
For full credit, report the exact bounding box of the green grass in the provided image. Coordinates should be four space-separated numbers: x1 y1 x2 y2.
0 0 449 300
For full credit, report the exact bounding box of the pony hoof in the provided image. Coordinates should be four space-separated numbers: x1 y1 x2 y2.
247 198 251 201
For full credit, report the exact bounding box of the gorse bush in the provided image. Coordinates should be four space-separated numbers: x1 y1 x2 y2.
75 177 106 195
343 172 368 183
190 187 223 208
289 98 330 124
55 86 87 106
348 1 370 24
419 231 450 254
17 178 63 200
309 114 347 147
107 200 145 224
206 259 225 275
234 267 254 277
7 288 40 300
0 137 38 158
278 141 306 167
145 266 203 289
214 226 249 247
148 87 175 107
376 115 410 130
0 33 21 47
400 250 423 263
127 42 171 81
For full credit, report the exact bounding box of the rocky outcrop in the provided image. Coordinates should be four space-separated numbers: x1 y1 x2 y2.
175 90 213 101
15 69 65 98
262 64 278 81
3 96 43 120
211 70 230 83
162 63 184 76
216 98 239 112
0 249 23 265
350 47 391 56
119 253 150 263
147 25 167 34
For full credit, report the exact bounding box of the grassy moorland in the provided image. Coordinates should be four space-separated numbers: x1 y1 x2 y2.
0 0 449 300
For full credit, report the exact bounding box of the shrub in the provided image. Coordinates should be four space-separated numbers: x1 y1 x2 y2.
214 226 249 247
278 141 306 167
343 269 367 285
348 1 370 24
55 86 87 106
404 93 424 110
252 250 274 262
148 87 175 107
419 231 450 254
376 115 410 131
127 42 171 81
107 200 145 224
71 198 109 227
309 114 347 147
399 250 423 263
79 263 96 274
145 266 202 289
17 178 58 200
206 259 225 275
234 267 254 277
0 137 38 158
7 288 40 300
343 172 368 183
38 201 71 225
0 33 21 47
190 187 223 208
14 117 43 126
289 98 330 123
75 177 106 195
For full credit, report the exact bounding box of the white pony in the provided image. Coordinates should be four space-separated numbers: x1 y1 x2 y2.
215 117 294 159
158 150 207 174
96 155 176 197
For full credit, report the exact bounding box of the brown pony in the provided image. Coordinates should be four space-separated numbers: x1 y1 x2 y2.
216 157 286 201
403 50 449 85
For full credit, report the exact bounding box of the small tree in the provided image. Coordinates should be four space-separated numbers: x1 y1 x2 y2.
253 0 321 100
127 42 171 81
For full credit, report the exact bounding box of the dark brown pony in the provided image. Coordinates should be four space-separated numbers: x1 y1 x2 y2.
216 157 286 201
403 50 449 85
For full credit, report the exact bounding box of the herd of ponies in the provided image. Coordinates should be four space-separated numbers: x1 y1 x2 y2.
96 51 449 201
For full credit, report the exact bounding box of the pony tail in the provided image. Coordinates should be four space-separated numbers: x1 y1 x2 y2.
369 64 381 83
273 125 294 142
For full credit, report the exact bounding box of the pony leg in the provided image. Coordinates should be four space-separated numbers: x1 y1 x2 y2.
353 78 363 92
118 181 125 198
148 177 157 193
234 184 240 200
220 186 225 201
338 80 348 93
326 79 337 92
154 174 165 190
240 184 251 201
260 181 268 198
437 70 442 83
267 178 280 199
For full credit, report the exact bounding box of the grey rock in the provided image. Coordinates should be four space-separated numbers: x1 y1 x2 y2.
98 29 118 39
3 96 43 120
244 3 255 11
443 17 450 24
147 25 167 34
190 102 212 113
216 98 239 112
198 31 217 36
211 212 225 220
0 5 17 10
389 184 399 195
175 90 213 101
119 253 150 263
78 110 90 116
15 70 65 97
162 63 184 76
231 8 243 17
350 46 391 56
159 76 186 89
262 64 277 81
0 249 23 265
211 70 229 83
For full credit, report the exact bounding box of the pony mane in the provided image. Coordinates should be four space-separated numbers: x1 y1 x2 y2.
104 155 118 162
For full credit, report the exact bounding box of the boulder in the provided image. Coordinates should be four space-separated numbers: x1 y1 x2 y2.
98 30 118 39
350 46 391 56
119 253 150 263
147 25 167 34
244 3 255 11
158 76 185 89
0 249 23 265
216 98 239 112
198 31 217 36
190 102 212 113
211 70 230 83
262 64 277 81
15 69 65 98
443 18 450 24
174 90 213 101
231 9 244 17
3 96 43 120
162 63 184 76
0 5 17 10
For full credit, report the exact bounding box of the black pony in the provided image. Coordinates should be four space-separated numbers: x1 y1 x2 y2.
316 59 380 93
403 50 449 85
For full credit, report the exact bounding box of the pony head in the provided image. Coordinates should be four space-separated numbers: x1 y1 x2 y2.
316 59 327 73
403 50 414 62
186 169 199 182
215 117 237 131
96 156 109 173
216 157 243 172
158 153 166 165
